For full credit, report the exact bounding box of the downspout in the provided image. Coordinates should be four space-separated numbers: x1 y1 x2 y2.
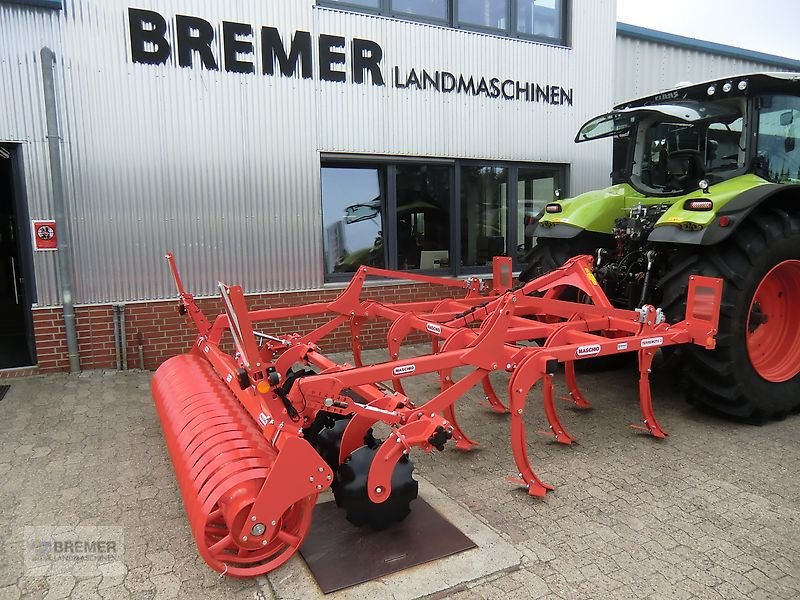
120 304 128 370
112 305 121 370
41 47 80 373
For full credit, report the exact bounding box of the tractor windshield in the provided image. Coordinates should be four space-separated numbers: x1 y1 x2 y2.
755 94 800 184
577 99 746 195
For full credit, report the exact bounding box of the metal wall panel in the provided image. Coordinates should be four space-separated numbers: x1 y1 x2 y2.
0 0 616 305
615 35 798 103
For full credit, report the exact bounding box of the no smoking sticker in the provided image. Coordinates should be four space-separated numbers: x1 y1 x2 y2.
32 220 57 251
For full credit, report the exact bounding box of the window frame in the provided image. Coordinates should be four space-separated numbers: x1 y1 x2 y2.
317 0 571 47
321 155 568 282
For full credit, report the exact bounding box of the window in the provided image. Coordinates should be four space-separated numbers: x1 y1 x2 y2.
516 168 558 262
461 166 508 267
2 0 62 7
319 0 569 45
322 166 385 275
324 0 381 8
392 0 448 20
396 164 452 269
756 95 800 184
457 0 508 31
517 0 562 40
321 158 566 279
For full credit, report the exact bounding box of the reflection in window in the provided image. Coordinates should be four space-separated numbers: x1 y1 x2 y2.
517 0 561 39
457 0 508 30
391 0 448 20
517 169 556 262
461 166 508 267
322 167 385 275
325 0 380 7
396 165 451 270
320 0 568 44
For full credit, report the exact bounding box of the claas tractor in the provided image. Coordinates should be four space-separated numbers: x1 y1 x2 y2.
520 72 800 422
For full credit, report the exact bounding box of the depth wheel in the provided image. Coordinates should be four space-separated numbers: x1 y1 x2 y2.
659 207 800 421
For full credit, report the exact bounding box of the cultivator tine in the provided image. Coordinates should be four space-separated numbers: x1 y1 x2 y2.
153 254 722 577
442 396 479 451
542 373 576 445
632 348 668 438
482 376 509 413
561 361 591 409
507 354 555 497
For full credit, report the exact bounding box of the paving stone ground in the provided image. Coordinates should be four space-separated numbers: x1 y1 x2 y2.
0 348 797 599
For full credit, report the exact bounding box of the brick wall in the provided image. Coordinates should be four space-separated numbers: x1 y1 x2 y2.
31 282 464 373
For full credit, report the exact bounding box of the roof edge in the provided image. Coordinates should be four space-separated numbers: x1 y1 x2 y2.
616 22 800 71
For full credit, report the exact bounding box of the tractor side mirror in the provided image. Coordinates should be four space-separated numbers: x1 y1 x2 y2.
780 111 794 126
344 203 380 224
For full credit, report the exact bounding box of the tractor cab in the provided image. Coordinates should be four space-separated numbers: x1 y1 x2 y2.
576 73 800 197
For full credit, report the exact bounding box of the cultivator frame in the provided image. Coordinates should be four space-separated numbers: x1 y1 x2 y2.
152 253 722 577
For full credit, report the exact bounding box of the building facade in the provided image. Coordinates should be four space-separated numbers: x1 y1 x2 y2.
615 23 800 103
1 0 618 373
1 1 798 374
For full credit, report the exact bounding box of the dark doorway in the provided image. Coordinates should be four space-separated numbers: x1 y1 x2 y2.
0 144 35 368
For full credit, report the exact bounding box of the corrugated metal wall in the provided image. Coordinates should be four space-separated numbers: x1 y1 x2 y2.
615 34 798 103
0 0 616 305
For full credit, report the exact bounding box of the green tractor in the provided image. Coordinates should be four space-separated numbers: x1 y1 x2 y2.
520 73 800 422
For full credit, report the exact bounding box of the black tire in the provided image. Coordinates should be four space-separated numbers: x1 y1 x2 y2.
334 436 418 530
519 234 606 282
658 207 800 422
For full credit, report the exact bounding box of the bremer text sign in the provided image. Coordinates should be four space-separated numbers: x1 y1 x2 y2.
128 8 573 106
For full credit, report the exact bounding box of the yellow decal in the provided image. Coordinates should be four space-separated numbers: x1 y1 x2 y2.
585 268 599 286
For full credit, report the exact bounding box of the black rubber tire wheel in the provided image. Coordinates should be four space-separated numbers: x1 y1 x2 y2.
659 207 800 422
519 234 608 282
333 436 418 531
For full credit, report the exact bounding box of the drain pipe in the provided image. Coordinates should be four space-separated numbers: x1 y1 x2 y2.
41 47 79 373
137 332 144 371
112 305 121 370
120 304 128 370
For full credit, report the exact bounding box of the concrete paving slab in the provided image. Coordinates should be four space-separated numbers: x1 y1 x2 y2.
266 477 522 600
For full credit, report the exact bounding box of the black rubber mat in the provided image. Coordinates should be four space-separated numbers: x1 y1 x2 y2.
0 385 9 401
299 497 476 594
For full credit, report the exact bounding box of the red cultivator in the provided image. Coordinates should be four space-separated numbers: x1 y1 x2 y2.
151 253 722 577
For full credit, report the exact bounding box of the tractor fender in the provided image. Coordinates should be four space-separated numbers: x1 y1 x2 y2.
648 183 800 245
533 223 585 239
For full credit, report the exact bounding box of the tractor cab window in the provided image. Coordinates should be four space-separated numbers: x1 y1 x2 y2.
629 101 745 194
756 95 800 184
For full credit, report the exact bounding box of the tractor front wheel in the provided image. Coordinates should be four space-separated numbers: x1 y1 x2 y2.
659 207 800 421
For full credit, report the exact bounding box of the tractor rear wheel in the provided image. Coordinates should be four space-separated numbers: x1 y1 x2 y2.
519 234 605 282
659 207 800 421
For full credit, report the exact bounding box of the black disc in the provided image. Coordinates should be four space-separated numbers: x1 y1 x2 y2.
313 416 351 472
334 439 418 530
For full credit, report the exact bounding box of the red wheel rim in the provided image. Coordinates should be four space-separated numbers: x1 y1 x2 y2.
746 260 800 382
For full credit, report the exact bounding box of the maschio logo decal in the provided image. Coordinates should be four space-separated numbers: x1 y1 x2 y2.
393 364 416 376
641 337 664 348
576 344 602 357
426 323 442 335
